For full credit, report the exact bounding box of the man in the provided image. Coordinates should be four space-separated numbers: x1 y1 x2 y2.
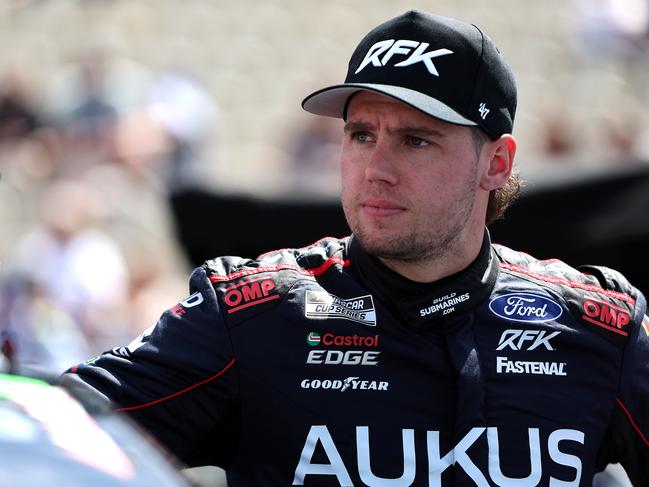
62 11 649 486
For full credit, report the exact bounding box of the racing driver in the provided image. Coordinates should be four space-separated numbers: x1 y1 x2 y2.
62 10 649 487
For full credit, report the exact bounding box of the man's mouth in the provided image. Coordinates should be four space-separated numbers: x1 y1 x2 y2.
361 198 406 217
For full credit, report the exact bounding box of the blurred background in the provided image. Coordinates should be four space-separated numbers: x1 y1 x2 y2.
0 1 647 485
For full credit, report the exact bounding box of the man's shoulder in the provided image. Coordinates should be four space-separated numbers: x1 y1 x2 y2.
493 243 644 347
199 237 351 324
202 236 350 283
493 244 638 299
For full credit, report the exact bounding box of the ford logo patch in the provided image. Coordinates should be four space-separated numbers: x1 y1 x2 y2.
489 293 563 323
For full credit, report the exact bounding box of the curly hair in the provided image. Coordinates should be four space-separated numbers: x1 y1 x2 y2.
470 127 523 225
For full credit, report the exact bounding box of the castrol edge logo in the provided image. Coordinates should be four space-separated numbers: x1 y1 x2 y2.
306 332 380 348
305 332 381 366
305 291 377 326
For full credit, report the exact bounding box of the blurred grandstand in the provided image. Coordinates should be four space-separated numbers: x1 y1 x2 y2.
0 0 648 195
0 1 646 486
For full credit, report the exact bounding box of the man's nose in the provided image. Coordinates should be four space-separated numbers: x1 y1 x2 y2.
364 140 398 185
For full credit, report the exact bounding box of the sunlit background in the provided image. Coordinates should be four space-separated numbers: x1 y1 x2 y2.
0 1 645 484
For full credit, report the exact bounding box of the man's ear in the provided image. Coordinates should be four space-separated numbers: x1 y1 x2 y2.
480 134 517 191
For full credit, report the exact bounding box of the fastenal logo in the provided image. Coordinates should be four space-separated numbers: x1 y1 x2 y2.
489 293 563 323
496 356 567 376
496 329 561 351
307 332 321 346
300 376 389 392
305 291 376 326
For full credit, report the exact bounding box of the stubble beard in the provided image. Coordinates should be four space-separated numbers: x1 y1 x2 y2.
344 175 478 266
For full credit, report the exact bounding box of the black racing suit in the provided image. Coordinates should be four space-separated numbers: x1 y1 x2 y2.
63 233 649 486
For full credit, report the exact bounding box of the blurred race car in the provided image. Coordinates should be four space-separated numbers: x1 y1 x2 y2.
0 371 191 486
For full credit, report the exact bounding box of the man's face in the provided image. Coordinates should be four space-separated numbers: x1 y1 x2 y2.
340 91 487 264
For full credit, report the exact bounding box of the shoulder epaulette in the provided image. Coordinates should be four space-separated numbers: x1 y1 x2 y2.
494 245 637 348
203 237 350 326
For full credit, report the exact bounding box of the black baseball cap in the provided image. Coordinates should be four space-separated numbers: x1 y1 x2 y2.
302 10 516 139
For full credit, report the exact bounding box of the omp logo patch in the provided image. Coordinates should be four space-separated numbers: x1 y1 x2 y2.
305 291 376 326
582 297 631 336
223 277 279 314
489 293 563 323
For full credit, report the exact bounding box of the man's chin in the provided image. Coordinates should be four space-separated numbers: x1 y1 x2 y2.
354 232 414 261
353 227 453 263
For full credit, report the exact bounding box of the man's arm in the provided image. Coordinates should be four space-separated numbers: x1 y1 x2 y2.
589 265 649 484
603 312 649 485
61 266 240 468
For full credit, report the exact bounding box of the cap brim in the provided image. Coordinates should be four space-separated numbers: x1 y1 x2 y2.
301 83 477 126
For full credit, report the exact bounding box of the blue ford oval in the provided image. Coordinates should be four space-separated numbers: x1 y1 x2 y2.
489 292 563 323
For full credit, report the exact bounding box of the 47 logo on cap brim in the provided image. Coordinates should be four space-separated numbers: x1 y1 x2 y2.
305 291 377 326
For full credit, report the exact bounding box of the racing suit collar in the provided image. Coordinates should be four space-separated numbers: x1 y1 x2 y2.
349 229 499 328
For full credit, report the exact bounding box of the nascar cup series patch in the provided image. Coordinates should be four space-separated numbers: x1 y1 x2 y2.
304 291 377 326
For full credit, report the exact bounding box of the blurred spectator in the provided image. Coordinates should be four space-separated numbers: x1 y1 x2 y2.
146 71 219 191
111 71 219 193
573 0 649 110
0 68 42 146
285 116 341 195
53 45 119 173
46 42 153 175
574 0 649 58
9 179 130 352
0 276 91 374
538 111 578 161
111 109 172 189
73 160 191 337
0 63 57 183
599 114 644 163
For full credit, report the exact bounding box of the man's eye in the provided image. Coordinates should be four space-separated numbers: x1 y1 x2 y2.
352 132 372 143
408 136 429 147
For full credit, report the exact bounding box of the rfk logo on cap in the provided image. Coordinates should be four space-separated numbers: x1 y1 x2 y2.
355 39 453 76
